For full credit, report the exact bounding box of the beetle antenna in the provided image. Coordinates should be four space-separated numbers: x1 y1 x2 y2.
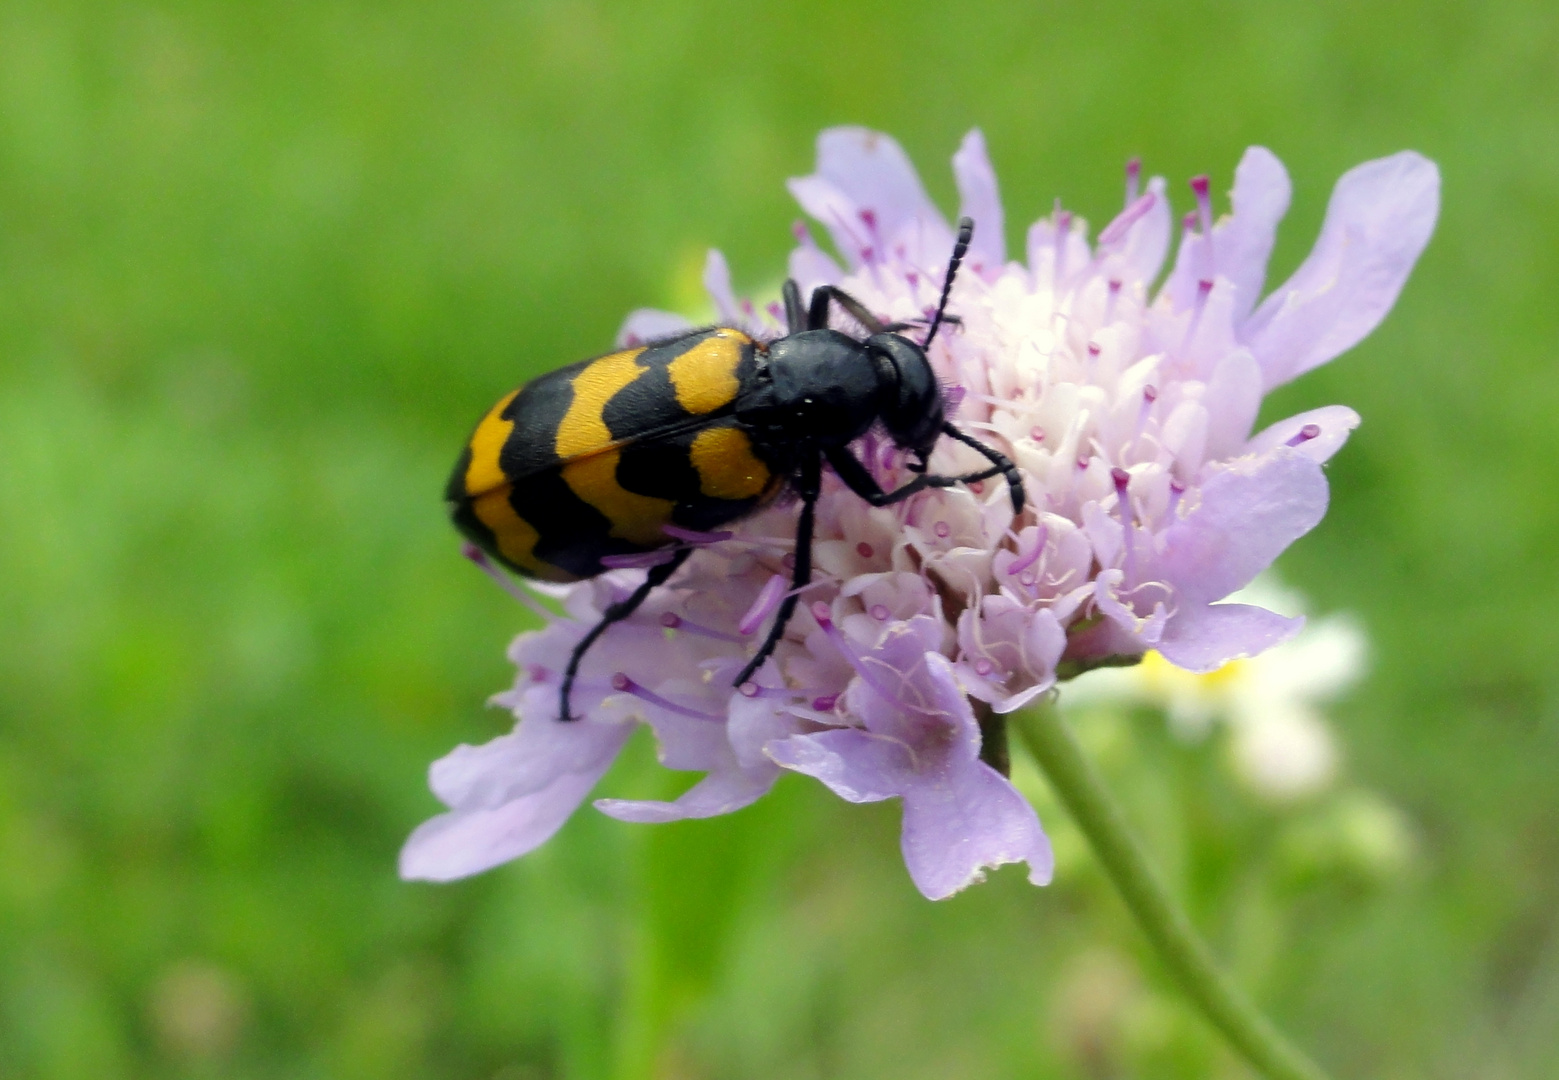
922 217 973 351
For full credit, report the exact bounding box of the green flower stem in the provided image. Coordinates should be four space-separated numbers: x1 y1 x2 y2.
1014 699 1334 1080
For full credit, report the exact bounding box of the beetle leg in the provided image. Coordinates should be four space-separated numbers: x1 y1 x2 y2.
807 285 888 335
940 423 1026 515
733 450 820 687
826 445 935 505
559 547 693 721
825 435 1024 515
781 280 807 335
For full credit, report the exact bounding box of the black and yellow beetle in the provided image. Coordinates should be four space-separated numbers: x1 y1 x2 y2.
449 219 1024 720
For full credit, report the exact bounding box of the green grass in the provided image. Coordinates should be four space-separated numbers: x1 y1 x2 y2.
2 0 1557 1076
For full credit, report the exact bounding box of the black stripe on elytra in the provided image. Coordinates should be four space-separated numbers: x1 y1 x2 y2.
510 468 646 580
614 432 704 505
496 361 581 482
448 492 503 566
600 332 711 443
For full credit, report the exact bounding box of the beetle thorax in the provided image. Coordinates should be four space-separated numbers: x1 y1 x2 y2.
755 330 892 447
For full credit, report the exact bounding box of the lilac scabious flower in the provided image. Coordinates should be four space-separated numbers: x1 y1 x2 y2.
401 128 1438 900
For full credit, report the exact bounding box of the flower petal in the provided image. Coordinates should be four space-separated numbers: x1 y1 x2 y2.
616 308 693 348
594 762 779 823
953 128 1005 273
788 127 950 268
1201 349 1264 461
1222 147 1292 322
1122 176 1172 287
429 716 631 810
400 764 613 882
1155 602 1304 673
1158 448 1329 606
1243 151 1440 389
1246 405 1361 463
787 227 844 297
702 248 743 325
1161 148 1291 319
765 728 909 803
899 759 1054 900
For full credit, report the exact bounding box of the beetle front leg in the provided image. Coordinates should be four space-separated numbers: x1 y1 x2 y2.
733 450 820 687
825 445 1005 508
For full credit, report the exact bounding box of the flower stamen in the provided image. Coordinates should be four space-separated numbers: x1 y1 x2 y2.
1113 467 1138 587
810 601 900 705
610 673 725 722
461 542 555 621
658 611 745 644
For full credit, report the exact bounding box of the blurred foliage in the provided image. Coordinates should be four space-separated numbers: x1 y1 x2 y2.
1 0 1557 1077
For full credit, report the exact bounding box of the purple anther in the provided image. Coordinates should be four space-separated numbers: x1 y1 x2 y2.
1182 211 1198 234
1030 426 1045 443
1106 277 1124 322
934 521 952 539
528 664 551 684
856 541 875 559
1144 385 1158 403
739 574 788 635
810 601 833 628
601 549 678 570
1168 477 1187 518
970 481 985 495
860 208 877 230
1111 466 1132 494
792 219 812 243
1088 342 1102 356
1190 175 1213 237
766 301 784 322
624 333 641 347
660 612 681 629
1126 156 1142 203
812 693 840 712
662 523 733 545
738 681 759 698
974 658 995 677
1286 423 1322 447
1098 191 1157 246
944 385 967 408
870 604 891 621
740 298 756 318
1078 455 1092 470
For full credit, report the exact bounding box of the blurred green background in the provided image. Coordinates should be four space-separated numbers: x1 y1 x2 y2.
2 0 1557 1076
